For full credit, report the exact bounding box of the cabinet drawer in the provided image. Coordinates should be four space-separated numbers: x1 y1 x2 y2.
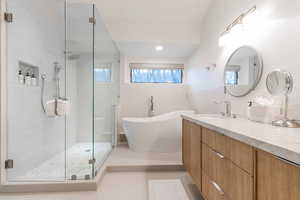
202 173 229 200
202 128 254 175
202 144 253 200
202 128 227 156
202 143 229 193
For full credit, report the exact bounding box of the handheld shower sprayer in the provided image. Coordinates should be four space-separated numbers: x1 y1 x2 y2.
41 62 69 117
41 74 47 113
53 62 63 99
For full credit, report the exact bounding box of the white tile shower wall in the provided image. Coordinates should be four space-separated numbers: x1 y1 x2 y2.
186 0 300 120
76 54 94 143
118 56 191 135
66 59 79 147
7 0 66 179
76 54 120 143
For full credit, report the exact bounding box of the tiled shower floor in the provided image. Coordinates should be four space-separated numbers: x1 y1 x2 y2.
15 142 112 181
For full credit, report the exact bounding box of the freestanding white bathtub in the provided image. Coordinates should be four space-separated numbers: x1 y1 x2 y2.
123 110 195 153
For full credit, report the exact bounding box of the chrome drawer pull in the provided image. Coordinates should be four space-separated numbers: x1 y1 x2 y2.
210 181 225 195
211 149 225 159
215 151 225 159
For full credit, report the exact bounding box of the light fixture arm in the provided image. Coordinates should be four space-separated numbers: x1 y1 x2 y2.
220 6 256 36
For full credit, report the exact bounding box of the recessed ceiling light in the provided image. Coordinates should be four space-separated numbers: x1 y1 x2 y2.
155 45 164 51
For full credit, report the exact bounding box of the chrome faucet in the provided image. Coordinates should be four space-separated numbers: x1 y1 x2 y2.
223 101 231 117
149 96 155 117
214 100 232 118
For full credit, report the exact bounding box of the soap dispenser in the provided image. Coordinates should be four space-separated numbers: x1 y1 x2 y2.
25 72 31 86
247 101 253 120
31 73 37 86
18 70 24 84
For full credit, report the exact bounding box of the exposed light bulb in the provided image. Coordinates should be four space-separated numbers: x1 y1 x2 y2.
155 45 164 51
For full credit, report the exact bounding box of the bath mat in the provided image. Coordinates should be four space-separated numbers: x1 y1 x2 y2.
148 179 189 200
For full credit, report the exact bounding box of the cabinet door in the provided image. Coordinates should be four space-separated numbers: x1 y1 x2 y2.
227 160 253 200
190 123 201 189
226 137 254 175
182 119 191 171
257 151 300 200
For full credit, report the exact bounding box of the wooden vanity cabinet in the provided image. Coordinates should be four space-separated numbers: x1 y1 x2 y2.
182 119 191 172
183 120 255 200
182 120 202 190
257 150 300 200
183 119 300 200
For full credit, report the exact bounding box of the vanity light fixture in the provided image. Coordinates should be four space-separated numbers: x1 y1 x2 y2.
219 6 257 47
155 45 164 51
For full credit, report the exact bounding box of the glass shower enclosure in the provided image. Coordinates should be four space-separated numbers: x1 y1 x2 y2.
5 0 119 182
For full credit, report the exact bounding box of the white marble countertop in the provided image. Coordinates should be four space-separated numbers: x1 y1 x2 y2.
182 114 300 165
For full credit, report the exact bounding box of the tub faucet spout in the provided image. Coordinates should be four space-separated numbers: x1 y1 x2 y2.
149 96 155 117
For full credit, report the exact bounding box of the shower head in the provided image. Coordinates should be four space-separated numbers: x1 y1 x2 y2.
54 62 63 74
68 54 80 60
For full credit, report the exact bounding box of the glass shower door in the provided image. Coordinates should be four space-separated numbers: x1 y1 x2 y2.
6 0 67 181
65 2 95 180
5 0 117 182
93 6 120 174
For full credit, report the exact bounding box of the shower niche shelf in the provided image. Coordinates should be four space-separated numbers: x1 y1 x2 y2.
18 61 40 86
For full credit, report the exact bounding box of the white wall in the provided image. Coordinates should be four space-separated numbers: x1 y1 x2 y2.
186 0 300 119
118 56 191 135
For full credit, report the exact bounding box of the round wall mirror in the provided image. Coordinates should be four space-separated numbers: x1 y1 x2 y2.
266 69 300 128
224 46 263 97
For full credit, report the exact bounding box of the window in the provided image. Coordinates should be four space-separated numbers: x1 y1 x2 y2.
94 64 112 83
225 71 239 85
130 63 184 84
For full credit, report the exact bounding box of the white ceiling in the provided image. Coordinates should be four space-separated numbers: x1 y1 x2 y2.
95 0 212 58
95 0 212 24
117 42 199 58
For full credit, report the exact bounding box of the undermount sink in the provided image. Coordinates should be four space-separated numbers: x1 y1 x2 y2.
195 114 226 119
195 113 238 119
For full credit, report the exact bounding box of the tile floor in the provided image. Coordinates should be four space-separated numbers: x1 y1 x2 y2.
0 145 199 200
105 144 182 167
0 171 203 200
